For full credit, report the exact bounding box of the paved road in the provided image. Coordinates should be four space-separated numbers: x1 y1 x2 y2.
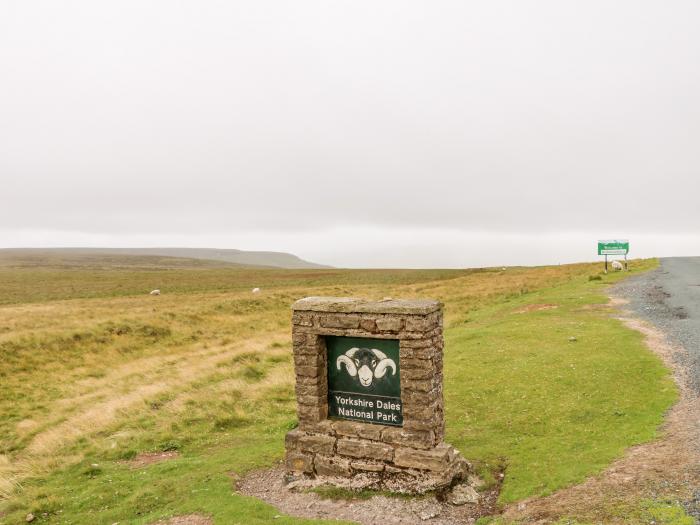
615 257 700 518
614 256 700 393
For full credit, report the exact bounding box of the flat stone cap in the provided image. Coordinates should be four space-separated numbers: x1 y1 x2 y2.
292 296 442 315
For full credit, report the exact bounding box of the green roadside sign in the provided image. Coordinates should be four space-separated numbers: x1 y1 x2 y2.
597 240 629 256
326 336 403 427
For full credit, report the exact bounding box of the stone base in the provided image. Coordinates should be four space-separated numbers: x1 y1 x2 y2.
285 426 471 494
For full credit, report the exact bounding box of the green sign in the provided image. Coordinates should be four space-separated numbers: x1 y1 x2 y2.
326 336 402 426
598 239 629 255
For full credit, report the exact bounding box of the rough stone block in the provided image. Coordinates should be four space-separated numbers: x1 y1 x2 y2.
292 312 314 327
295 365 320 378
304 420 334 435
295 374 322 386
295 381 327 397
293 297 441 316
376 317 403 331
402 399 441 414
401 365 435 381
404 316 436 332
404 377 439 393
294 352 324 368
286 451 314 474
351 460 385 472
393 444 451 471
314 455 352 477
292 332 308 345
296 394 324 406
397 331 431 340
401 356 433 367
284 428 303 451
319 314 361 329
400 338 434 349
332 420 383 441
298 433 336 454
359 319 377 332
381 427 435 450
446 484 480 505
294 342 322 356
403 419 439 432
400 346 437 360
337 438 394 461
402 391 440 410
297 403 327 425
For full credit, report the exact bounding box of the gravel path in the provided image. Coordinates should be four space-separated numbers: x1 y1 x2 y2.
237 465 500 525
613 257 700 394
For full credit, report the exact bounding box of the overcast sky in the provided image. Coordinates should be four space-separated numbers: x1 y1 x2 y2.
2 1 699 267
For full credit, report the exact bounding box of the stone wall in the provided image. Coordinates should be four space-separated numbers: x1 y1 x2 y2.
285 297 471 493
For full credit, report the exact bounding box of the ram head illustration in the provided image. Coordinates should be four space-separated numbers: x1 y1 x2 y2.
336 347 396 388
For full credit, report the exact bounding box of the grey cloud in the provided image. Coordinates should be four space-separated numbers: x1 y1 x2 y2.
1 1 699 259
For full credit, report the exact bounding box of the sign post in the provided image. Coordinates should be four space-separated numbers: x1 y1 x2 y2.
597 240 630 272
285 297 474 494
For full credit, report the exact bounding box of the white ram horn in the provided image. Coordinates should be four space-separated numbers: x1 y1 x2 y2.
336 355 358 376
345 347 360 357
370 348 388 360
374 358 396 379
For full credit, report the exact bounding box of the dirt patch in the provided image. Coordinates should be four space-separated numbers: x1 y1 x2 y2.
149 514 212 525
575 303 608 311
500 296 700 523
123 451 179 469
513 304 558 314
237 464 501 524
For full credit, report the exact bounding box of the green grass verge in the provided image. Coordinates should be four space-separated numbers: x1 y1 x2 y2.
445 261 677 502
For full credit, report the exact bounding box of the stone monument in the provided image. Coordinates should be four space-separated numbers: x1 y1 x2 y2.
284 296 473 493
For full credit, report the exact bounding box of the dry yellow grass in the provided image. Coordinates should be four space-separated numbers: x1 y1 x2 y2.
1 264 592 501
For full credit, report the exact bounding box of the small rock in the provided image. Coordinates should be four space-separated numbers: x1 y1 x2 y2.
419 509 440 520
568 336 577 342
446 484 480 505
252 287 261 293
467 474 485 489
26 514 35 523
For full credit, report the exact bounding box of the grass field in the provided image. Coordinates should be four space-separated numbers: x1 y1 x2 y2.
0 258 683 524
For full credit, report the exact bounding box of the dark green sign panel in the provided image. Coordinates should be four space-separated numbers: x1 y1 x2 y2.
597 240 629 255
326 336 402 427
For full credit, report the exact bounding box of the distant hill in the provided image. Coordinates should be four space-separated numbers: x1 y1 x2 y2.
0 248 330 270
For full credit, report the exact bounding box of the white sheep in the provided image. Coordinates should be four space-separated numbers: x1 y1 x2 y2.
611 260 624 271
252 287 261 294
149 289 161 296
